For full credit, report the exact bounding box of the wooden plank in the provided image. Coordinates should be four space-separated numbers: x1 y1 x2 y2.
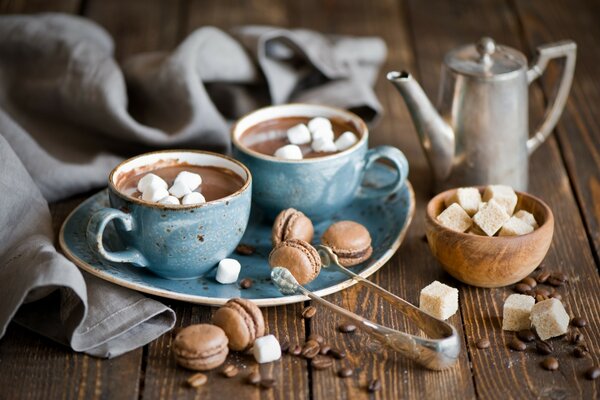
512 0 600 264
0 0 80 13
407 0 600 399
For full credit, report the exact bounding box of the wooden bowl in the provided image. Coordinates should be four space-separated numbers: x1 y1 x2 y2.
425 188 554 288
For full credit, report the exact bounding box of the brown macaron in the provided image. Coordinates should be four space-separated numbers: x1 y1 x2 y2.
212 298 265 351
321 220 373 266
269 239 321 285
172 324 229 371
272 208 314 247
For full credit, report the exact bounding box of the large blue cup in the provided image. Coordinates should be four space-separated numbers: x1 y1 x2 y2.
232 104 409 221
86 150 252 280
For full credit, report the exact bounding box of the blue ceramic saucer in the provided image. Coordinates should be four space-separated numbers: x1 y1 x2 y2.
59 164 415 307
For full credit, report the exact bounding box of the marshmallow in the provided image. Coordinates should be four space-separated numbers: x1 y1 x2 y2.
253 334 281 364
287 124 312 145
182 192 206 205
311 128 335 142
311 137 337 153
169 181 192 199
137 173 168 193
174 171 202 191
215 258 241 284
142 186 169 203
307 117 332 134
335 131 358 151
274 144 303 160
158 195 180 205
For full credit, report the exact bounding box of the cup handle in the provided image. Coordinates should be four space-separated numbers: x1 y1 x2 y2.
86 208 149 267
360 145 409 198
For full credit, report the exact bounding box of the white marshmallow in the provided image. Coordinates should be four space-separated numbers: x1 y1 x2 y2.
169 181 192 198
181 192 206 205
215 258 241 284
141 186 169 203
137 173 167 193
335 131 358 151
286 124 312 145
308 117 332 134
274 144 303 160
174 171 202 191
311 127 335 142
311 137 337 153
158 195 180 205
253 335 281 364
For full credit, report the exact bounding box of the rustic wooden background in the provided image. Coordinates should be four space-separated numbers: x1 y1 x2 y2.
0 0 599 399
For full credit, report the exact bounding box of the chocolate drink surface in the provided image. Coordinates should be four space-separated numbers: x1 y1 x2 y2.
117 164 245 202
240 116 360 158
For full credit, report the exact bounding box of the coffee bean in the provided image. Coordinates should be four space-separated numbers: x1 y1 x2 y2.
247 371 261 385
367 379 382 393
535 288 550 297
547 277 565 287
584 366 600 380
536 271 551 284
222 365 238 378
475 338 490 349
514 283 532 294
187 373 208 388
338 367 353 378
574 346 589 358
319 345 331 355
302 306 317 319
521 277 537 288
339 323 357 333
536 294 548 303
517 329 536 342
549 292 562 300
235 243 255 256
329 348 347 359
571 317 587 328
524 290 535 297
508 337 527 352
311 355 333 370
280 340 290 353
290 344 302 356
240 278 253 289
551 272 568 282
260 378 275 389
541 357 559 371
571 332 584 344
536 340 553 355
302 340 320 359
308 334 325 344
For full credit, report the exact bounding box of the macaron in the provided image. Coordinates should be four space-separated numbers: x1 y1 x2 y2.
172 324 229 371
272 208 314 247
212 298 265 351
321 220 373 266
269 239 321 285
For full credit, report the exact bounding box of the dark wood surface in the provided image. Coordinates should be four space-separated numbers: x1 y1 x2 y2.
0 0 599 399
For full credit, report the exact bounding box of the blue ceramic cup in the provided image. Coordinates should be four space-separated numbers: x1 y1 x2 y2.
86 150 252 280
232 104 409 220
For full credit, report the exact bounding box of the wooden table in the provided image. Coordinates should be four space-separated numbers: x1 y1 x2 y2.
1 0 599 398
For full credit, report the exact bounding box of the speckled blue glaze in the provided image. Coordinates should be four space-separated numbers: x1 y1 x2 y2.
232 104 409 221
86 151 252 280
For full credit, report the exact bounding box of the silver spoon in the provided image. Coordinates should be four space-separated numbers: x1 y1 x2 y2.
270 245 460 371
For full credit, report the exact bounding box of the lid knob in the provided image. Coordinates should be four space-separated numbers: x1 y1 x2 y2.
476 37 496 67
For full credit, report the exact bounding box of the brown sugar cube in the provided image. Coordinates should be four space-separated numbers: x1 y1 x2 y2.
530 298 570 340
437 203 472 233
419 281 459 320
514 210 539 229
472 199 510 236
483 185 518 215
499 216 535 236
502 294 535 331
444 187 482 216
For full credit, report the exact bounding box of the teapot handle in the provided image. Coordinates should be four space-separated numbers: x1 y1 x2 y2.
526 40 576 154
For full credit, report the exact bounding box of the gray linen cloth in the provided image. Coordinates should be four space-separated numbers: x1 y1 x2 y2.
0 14 386 358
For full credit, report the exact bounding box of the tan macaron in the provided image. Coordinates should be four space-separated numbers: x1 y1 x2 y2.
212 298 265 351
272 208 314 247
269 239 321 285
172 324 229 371
321 220 373 266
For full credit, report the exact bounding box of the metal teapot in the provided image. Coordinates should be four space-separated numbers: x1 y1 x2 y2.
388 37 576 191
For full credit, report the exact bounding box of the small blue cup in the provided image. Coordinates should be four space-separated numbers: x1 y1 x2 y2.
232 104 409 220
86 150 252 280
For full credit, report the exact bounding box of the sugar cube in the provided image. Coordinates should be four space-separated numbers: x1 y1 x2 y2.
514 210 539 229
215 258 241 284
437 203 472 232
444 187 482 216
499 216 534 236
483 185 518 215
473 199 510 236
502 294 535 331
530 298 570 340
467 224 486 235
419 281 459 320
253 334 281 364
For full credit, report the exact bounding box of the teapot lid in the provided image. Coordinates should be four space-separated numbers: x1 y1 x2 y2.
445 37 527 78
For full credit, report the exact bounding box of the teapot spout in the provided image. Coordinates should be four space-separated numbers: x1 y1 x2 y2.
387 71 454 181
